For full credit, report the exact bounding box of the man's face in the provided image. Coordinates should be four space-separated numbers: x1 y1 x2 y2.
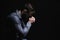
22 9 28 14
21 9 29 23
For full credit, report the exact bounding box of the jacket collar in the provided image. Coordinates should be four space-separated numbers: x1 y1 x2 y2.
16 10 22 18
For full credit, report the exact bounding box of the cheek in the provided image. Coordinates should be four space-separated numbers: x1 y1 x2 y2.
21 14 29 24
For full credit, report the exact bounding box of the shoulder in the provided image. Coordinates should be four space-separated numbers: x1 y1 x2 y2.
8 12 17 17
10 12 17 16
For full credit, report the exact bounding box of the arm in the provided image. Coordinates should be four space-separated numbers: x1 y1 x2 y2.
22 21 31 35
8 15 31 35
23 16 35 35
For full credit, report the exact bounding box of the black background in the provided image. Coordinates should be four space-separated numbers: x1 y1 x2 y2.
0 0 56 40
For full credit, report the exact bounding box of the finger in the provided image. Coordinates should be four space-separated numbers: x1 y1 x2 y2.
32 16 35 19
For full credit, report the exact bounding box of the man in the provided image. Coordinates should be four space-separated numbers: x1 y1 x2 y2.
7 3 35 40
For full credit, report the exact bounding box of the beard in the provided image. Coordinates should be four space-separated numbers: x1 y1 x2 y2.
21 13 29 24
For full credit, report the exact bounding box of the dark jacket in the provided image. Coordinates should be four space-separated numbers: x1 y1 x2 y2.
6 10 32 40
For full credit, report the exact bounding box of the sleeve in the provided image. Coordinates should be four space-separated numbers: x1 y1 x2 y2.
8 15 32 36
8 15 25 34
23 21 32 34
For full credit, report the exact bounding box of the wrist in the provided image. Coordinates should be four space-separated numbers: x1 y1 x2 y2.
27 21 32 27
28 21 32 24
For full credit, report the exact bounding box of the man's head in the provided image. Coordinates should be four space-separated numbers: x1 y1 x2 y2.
21 8 28 14
21 7 35 18
18 3 35 23
21 9 35 24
